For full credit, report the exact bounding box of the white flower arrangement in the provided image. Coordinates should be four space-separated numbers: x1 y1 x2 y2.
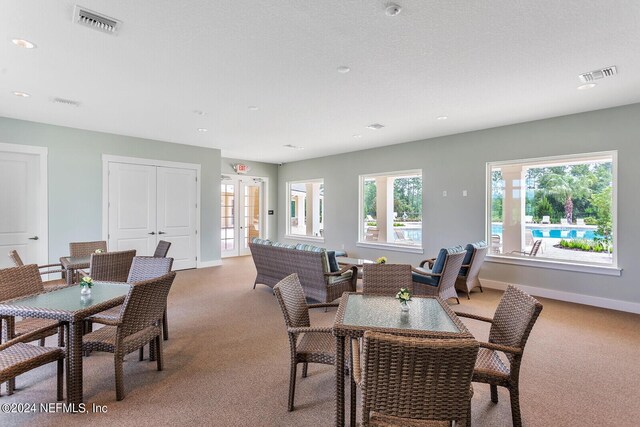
395 288 412 303
80 276 94 288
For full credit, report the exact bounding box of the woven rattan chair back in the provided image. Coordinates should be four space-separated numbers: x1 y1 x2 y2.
0 264 45 301
8 250 24 267
88 250 136 282
466 246 487 283
69 240 107 257
440 251 466 292
127 256 174 283
153 240 172 258
118 272 176 338
489 285 543 365
361 331 479 426
273 273 310 329
362 264 413 296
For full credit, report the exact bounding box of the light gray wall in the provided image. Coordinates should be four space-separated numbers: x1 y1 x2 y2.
0 117 221 264
221 157 279 241
278 103 640 304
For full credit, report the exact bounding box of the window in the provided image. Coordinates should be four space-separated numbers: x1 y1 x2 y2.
286 179 324 239
358 170 422 251
488 152 617 270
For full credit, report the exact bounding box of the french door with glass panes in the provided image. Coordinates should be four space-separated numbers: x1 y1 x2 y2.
221 176 264 257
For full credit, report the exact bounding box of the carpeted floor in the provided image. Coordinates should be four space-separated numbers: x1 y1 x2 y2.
2 256 639 426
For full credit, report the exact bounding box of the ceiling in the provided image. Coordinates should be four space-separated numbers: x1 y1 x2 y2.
1 1 639 164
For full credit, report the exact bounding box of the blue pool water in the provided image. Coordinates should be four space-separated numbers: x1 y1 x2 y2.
491 224 599 240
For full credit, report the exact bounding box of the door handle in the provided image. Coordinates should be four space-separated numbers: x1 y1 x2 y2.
28 236 39 240
158 231 166 235
148 232 156 235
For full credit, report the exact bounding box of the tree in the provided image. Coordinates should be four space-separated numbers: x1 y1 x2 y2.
591 186 612 249
539 166 592 223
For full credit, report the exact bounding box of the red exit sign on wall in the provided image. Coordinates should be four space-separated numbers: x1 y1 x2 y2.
233 163 250 174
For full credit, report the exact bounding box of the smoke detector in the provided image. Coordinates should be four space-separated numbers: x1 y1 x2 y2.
578 66 617 84
73 5 121 35
385 3 402 16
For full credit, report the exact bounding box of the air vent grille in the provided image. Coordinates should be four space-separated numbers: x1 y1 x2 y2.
73 5 121 35
53 98 81 107
578 66 617 83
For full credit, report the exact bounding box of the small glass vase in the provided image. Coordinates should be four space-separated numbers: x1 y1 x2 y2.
400 300 410 312
80 286 92 296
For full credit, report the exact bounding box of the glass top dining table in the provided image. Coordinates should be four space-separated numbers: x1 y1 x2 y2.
332 292 473 426
0 282 130 406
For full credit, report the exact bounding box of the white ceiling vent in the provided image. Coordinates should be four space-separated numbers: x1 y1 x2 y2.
52 97 80 107
578 66 617 83
73 5 121 35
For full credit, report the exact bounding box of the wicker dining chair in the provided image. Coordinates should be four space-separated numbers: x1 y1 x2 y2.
8 250 67 290
153 240 172 258
81 249 136 282
455 285 543 427
0 325 65 399
412 250 467 303
362 264 413 296
455 244 488 299
91 256 174 350
69 240 108 257
353 331 479 426
82 271 177 401
273 273 340 412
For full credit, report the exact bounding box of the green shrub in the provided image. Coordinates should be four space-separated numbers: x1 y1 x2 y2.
581 216 597 225
393 222 405 227
558 239 610 253
366 221 377 226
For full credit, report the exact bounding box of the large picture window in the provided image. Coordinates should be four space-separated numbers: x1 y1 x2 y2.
488 152 616 269
286 179 324 239
359 170 422 250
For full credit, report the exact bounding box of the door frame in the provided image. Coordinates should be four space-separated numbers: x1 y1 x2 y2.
101 154 202 267
220 174 269 258
0 142 48 265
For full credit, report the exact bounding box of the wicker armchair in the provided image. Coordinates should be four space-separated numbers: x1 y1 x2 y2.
153 240 172 258
412 250 466 304
91 256 174 346
82 271 177 401
362 264 413 296
80 249 136 282
8 250 66 290
353 331 479 426
69 240 107 257
455 285 543 427
455 244 488 299
0 325 65 399
273 273 340 411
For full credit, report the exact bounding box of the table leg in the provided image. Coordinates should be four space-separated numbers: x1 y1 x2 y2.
336 335 345 427
350 338 357 426
66 267 75 286
66 320 84 406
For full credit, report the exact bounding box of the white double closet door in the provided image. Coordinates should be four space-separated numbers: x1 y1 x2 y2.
108 162 197 270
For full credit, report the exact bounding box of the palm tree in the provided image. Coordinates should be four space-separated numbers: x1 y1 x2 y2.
540 167 592 224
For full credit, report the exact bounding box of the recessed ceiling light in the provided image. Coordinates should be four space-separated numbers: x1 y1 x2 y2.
194 110 206 116
577 83 597 90
353 134 362 138
366 123 385 130
248 106 259 111
13 91 30 97
337 66 350 74
283 144 304 150
436 116 448 121
12 39 36 49
197 128 208 132
385 3 402 16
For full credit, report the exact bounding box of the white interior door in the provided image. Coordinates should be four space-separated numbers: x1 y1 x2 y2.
220 180 237 258
240 180 263 256
0 149 45 268
108 162 157 255
221 177 264 258
157 167 197 270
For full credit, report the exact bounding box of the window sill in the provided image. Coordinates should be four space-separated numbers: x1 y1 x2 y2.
284 234 325 244
357 241 424 254
486 254 621 276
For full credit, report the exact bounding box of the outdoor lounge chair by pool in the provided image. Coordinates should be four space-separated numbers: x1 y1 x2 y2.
576 218 586 226
541 216 550 224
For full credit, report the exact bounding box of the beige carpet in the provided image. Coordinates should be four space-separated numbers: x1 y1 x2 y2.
2 256 639 426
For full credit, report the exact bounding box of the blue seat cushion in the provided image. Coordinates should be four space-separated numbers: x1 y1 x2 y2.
412 268 440 287
327 250 340 272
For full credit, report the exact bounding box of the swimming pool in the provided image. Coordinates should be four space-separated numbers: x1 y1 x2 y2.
491 224 600 240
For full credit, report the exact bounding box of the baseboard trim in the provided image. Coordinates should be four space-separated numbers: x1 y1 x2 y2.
481 279 640 314
197 260 222 268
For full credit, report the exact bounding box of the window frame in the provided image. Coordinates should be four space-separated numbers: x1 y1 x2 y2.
357 169 424 254
485 150 620 276
285 178 325 243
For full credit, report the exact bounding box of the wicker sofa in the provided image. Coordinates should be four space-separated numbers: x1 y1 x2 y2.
249 239 357 303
